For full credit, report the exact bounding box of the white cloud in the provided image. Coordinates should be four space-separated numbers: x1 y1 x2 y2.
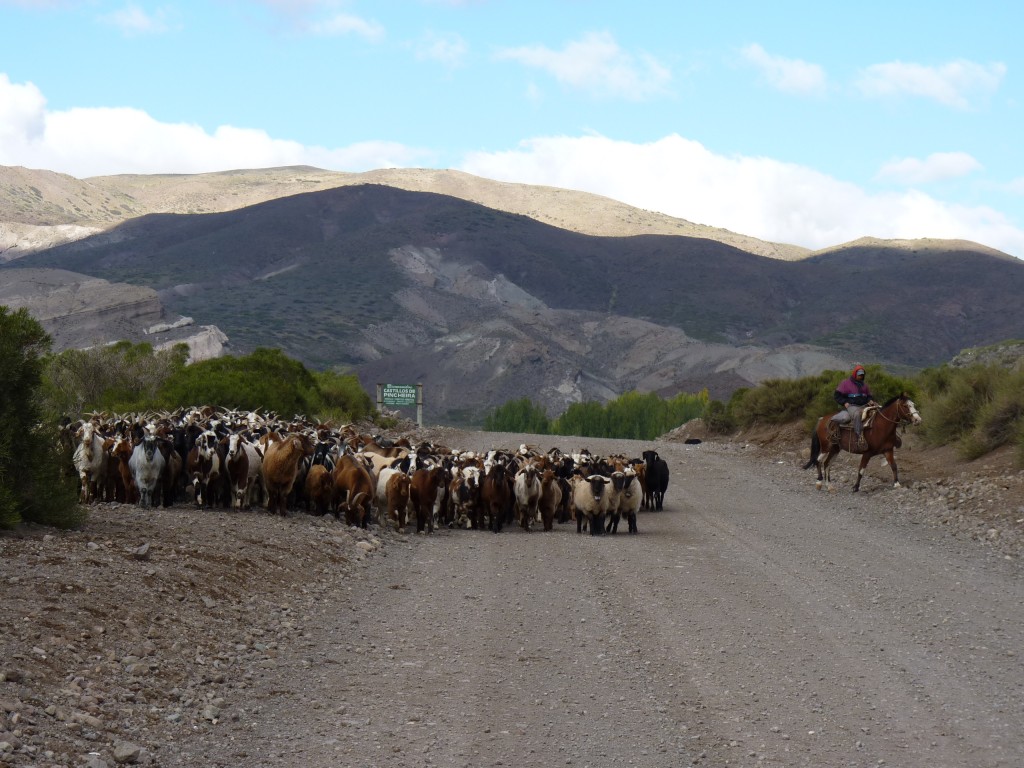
305 13 384 41
876 152 983 185
740 43 826 94
0 74 47 147
856 59 1006 109
459 133 1024 258
495 31 671 100
0 74 429 177
414 31 468 67
99 3 176 36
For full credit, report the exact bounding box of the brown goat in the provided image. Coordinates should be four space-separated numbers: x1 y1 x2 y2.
409 465 446 534
304 464 334 516
332 453 375 527
538 469 562 532
261 434 313 516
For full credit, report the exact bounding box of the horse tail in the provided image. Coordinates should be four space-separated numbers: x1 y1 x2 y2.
802 422 821 470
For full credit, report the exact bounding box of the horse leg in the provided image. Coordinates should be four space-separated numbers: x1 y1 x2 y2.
884 449 900 487
821 447 839 491
852 453 872 492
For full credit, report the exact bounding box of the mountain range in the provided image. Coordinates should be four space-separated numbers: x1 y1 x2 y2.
2 165 1022 425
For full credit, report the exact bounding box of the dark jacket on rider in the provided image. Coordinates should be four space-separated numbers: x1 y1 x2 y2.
834 375 872 407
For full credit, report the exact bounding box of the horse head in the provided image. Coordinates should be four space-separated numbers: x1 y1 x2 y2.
896 394 922 426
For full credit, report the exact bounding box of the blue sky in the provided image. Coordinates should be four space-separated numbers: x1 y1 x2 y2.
2 0 1023 258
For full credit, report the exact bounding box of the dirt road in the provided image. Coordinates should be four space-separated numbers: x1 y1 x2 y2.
3 432 1023 767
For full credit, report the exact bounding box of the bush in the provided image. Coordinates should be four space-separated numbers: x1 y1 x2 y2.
158 348 323 416
313 370 374 422
43 341 188 417
701 400 735 434
958 369 1024 459
0 307 82 529
917 364 1006 448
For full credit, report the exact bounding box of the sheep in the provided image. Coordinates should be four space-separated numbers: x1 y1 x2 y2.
606 467 641 534
572 473 611 535
642 450 669 510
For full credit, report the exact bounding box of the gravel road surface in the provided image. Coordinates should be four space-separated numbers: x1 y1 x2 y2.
3 431 1023 768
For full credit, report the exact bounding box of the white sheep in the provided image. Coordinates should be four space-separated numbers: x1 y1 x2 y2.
572 474 610 535
606 467 641 534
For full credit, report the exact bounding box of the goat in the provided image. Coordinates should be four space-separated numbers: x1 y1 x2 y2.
261 433 313 516
376 466 411 532
480 460 513 533
538 468 562 532
304 463 335 516
409 465 446 534
332 453 375 527
129 434 166 508
72 421 107 504
223 433 263 510
187 430 223 508
449 465 481 529
513 462 542 531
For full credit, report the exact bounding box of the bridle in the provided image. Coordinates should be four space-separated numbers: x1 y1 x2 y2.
875 398 917 428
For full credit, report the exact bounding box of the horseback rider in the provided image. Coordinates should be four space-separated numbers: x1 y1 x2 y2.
831 364 874 444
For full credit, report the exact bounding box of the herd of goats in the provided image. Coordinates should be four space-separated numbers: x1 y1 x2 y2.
65 406 671 535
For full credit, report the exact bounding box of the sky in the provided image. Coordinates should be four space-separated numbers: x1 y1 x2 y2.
2 0 1023 259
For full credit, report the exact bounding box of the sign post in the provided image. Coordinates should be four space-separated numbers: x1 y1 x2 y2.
377 383 423 427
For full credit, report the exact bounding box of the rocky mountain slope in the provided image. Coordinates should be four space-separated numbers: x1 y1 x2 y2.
3 165 1023 423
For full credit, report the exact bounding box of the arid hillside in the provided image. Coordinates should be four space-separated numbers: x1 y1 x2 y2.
0 165 808 260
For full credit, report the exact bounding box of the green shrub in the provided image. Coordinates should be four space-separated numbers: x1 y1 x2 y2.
917 364 1006 447
43 341 188 416
701 399 735 434
313 370 374 422
958 370 1024 459
158 348 322 415
0 307 82 529
728 374 830 428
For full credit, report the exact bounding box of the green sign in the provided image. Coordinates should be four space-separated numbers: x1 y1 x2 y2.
382 384 417 406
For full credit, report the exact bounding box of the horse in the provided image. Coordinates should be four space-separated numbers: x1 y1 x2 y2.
803 393 922 492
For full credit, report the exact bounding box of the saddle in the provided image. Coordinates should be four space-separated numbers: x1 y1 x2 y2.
827 404 879 447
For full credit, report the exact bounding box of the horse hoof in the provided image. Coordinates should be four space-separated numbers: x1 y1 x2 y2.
815 481 822 490
893 481 901 488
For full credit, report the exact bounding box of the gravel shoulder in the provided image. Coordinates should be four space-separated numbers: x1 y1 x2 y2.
2 427 1024 768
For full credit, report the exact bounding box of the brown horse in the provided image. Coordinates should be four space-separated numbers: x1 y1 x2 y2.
803 393 922 492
